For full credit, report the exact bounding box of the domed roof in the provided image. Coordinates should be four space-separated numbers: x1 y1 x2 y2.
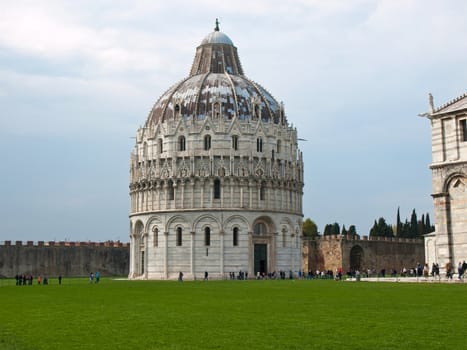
201 31 234 46
145 21 286 126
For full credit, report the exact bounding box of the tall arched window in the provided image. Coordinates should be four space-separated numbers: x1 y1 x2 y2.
176 227 182 246
153 227 159 247
277 140 281 153
204 135 211 150
233 227 239 246
158 138 163 153
260 183 265 201
214 178 221 199
204 227 211 246
256 138 263 152
167 180 174 200
232 135 238 150
179 136 186 151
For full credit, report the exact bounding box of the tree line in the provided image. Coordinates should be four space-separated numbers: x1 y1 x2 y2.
302 207 434 238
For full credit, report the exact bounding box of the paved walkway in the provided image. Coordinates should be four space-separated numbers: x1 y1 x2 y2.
347 276 466 283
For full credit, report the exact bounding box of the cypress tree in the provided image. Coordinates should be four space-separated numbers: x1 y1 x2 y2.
410 209 418 238
348 225 358 237
396 206 402 236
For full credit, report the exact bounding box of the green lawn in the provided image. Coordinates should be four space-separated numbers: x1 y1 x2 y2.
0 278 465 349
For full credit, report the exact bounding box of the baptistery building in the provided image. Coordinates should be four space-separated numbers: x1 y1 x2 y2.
129 22 304 280
423 92 467 271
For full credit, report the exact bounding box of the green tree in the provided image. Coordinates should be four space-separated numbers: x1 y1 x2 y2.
348 225 358 237
410 209 418 238
369 217 394 237
341 225 347 235
396 207 402 236
331 222 340 235
302 218 318 237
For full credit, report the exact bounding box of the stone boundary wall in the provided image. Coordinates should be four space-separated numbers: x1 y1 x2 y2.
0 241 130 278
303 235 425 274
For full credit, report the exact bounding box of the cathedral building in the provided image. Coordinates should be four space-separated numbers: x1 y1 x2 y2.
128 22 304 280
423 92 467 271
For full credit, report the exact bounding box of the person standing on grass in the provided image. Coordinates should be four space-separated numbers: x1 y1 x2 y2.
89 272 94 283
458 262 464 279
204 271 208 281
445 262 452 279
178 271 183 282
58 274 62 285
95 271 100 283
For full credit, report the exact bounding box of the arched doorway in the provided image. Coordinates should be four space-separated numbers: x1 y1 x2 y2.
350 245 364 272
253 222 268 275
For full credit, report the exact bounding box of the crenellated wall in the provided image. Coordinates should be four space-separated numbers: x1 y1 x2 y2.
0 241 129 278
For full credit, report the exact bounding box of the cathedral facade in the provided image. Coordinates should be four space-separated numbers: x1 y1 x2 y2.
128 22 304 280
423 92 467 271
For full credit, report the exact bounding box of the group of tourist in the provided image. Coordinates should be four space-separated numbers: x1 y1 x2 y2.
89 271 100 283
14 274 62 285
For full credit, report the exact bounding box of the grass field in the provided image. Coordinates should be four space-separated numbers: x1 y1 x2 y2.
0 278 465 350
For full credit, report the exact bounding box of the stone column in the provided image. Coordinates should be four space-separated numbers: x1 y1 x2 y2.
164 231 169 279
248 231 253 277
219 229 225 278
143 232 148 279
433 192 453 271
190 231 196 278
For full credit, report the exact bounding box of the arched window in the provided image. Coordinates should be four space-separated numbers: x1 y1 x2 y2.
254 222 267 235
277 140 281 153
204 135 211 150
179 136 186 151
256 138 263 152
167 180 174 200
232 135 238 150
158 138 163 153
233 227 239 246
153 227 159 247
214 178 221 199
174 104 180 118
213 103 220 118
204 227 211 246
260 183 265 201
282 228 287 247
176 227 182 246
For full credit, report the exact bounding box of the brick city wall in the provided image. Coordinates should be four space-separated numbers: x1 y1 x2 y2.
0 241 129 278
303 235 425 273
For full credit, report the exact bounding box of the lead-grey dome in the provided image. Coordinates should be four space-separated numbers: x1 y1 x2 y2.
201 31 234 46
145 23 286 127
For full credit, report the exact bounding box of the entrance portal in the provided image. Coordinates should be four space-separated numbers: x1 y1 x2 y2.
349 245 364 272
254 244 267 275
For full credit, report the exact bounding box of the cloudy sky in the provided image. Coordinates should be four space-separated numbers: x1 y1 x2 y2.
1 0 466 242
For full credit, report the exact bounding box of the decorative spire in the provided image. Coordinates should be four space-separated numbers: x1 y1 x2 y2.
215 18 220 31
